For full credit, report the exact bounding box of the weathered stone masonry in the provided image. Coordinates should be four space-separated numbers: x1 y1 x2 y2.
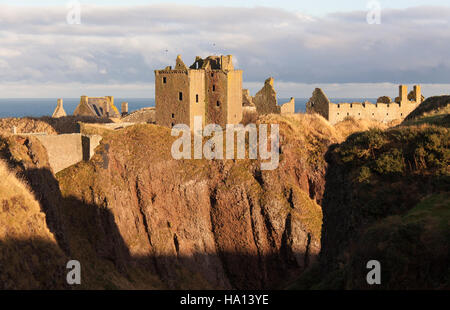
306 85 423 125
155 55 243 128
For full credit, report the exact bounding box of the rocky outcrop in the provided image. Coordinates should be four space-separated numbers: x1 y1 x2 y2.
293 124 450 289
1 113 340 289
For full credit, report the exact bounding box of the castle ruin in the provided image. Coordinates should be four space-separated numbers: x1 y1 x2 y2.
73 95 120 118
155 55 243 128
306 85 423 124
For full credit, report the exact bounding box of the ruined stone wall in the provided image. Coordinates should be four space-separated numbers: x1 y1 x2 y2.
226 70 243 124
242 89 255 107
253 78 280 115
306 88 330 120
280 98 295 114
33 134 83 173
30 133 102 173
328 101 419 125
155 70 190 128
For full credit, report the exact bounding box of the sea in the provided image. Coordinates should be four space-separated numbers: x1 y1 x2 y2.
0 98 378 118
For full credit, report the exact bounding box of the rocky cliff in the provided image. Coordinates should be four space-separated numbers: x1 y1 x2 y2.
0 113 342 289
292 121 449 289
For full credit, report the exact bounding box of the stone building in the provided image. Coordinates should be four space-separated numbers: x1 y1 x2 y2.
52 98 67 118
306 85 423 125
73 96 120 118
155 55 243 128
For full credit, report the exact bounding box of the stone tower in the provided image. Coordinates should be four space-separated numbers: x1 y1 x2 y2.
155 55 243 128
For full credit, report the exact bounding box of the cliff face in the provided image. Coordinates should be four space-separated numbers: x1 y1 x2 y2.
56 118 327 289
293 124 450 289
0 113 338 289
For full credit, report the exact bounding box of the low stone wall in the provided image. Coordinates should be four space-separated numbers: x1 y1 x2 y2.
23 133 102 173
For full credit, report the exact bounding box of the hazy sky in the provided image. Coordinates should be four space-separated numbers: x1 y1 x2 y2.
0 1 449 98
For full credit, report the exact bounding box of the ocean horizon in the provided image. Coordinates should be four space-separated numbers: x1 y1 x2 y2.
0 97 378 118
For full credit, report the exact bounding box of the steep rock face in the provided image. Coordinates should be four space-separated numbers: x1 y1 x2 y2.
2 113 364 289
294 125 450 289
54 115 333 289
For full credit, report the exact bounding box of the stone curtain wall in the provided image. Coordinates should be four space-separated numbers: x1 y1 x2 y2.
328 101 419 125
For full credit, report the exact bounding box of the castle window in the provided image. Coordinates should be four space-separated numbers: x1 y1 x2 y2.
358 113 360 115
163 77 167 84
179 92 183 101
347 113 349 116
213 85 216 91
171 122 175 127
401 113 403 116
337 104 340 108
386 113 389 116
211 73 214 77
387 104 390 108
372 113 375 116
337 113 339 115
171 113 175 118
196 94 199 103
350 104 353 108
216 101 220 107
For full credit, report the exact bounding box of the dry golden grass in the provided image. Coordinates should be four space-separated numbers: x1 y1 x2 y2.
0 159 55 242
0 117 57 136
333 116 387 141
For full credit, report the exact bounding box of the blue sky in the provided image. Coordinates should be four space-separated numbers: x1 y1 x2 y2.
0 1 449 97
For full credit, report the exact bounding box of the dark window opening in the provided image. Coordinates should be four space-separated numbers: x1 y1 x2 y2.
347 112 349 116
213 85 216 91
179 92 183 101
171 113 175 118
211 73 214 77
163 77 167 84
337 104 340 108
171 122 175 127
216 101 220 107
350 104 353 108
401 113 403 116
196 94 199 103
